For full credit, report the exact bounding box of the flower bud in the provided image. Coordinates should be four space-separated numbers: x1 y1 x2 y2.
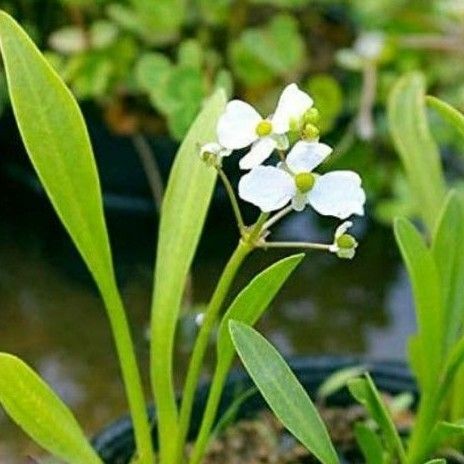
302 123 320 141
304 107 321 125
336 233 357 249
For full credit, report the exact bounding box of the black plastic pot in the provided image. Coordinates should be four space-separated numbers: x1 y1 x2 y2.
92 356 416 464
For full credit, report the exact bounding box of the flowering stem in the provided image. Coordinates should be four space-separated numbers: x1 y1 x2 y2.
262 205 293 230
217 166 246 232
258 240 331 251
174 240 252 463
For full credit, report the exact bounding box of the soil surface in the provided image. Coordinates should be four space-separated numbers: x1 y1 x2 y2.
189 399 416 464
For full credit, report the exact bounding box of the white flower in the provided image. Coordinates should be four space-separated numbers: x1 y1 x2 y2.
354 31 385 60
329 221 358 259
238 141 366 218
217 83 313 170
200 142 231 160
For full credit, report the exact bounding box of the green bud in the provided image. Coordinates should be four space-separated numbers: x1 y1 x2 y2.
201 151 219 167
304 107 321 125
256 120 273 137
302 123 320 141
336 233 357 249
295 172 315 193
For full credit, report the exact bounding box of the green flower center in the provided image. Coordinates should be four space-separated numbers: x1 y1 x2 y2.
336 234 357 249
295 172 315 193
256 120 273 137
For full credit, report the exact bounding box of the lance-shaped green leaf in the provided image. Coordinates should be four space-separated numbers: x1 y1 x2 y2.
150 89 226 460
348 375 406 464
388 73 446 232
229 321 339 464
317 365 366 401
0 11 114 289
426 95 464 141
394 218 443 393
0 353 101 464
217 254 303 361
422 420 464 459
189 255 303 463
432 191 464 352
354 423 385 464
0 13 153 462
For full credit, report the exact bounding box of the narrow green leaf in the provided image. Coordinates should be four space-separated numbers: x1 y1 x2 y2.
426 95 464 141
426 420 464 458
394 218 443 392
0 11 114 290
217 254 304 361
388 72 446 231
432 191 464 351
0 14 153 461
424 460 446 464
229 321 339 464
0 353 101 464
150 88 226 460
317 365 366 400
348 375 406 464
354 423 385 464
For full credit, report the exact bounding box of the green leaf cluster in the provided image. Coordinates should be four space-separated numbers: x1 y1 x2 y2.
230 14 306 87
136 41 231 139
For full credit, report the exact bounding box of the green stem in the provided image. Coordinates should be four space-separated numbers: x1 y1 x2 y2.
217 167 246 233
103 285 154 464
258 241 331 251
173 240 252 462
188 353 232 464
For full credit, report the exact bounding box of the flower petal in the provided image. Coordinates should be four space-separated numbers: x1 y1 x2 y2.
271 83 313 134
238 166 295 212
200 142 232 158
217 100 262 149
239 137 277 170
334 220 353 239
286 141 332 173
308 171 366 219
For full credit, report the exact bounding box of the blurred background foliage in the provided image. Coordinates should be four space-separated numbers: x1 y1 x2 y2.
2 0 464 222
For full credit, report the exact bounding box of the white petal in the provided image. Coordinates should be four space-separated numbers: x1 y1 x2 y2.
271 83 313 134
286 141 332 173
308 171 366 219
239 137 277 170
217 100 262 149
200 142 232 158
334 221 353 239
238 166 295 212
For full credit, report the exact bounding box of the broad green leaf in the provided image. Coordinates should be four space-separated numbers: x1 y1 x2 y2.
348 375 406 463
317 365 366 400
0 11 114 292
432 191 464 351
217 254 304 360
229 321 339 464
426 95 464 141
388 73 446 231
0 353 101 464
394 218 443 392
150 89 226 461
354 423 385 464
